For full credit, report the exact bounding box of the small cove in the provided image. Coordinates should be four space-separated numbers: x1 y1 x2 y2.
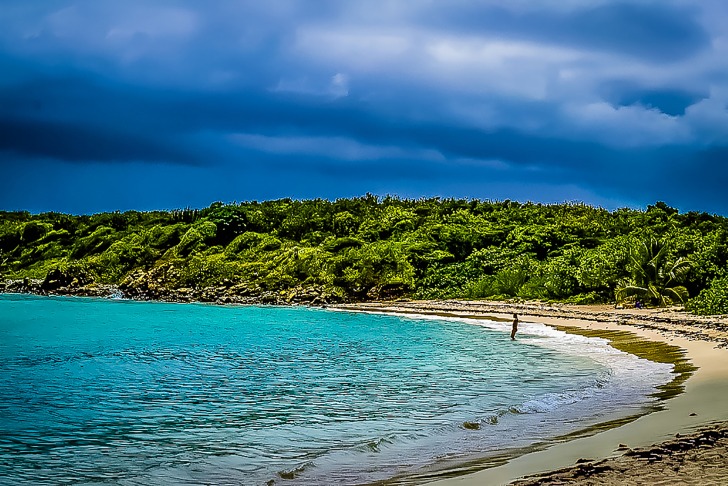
0 294 680 485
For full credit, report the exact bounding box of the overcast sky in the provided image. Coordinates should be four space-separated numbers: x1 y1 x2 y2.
1 1 727 215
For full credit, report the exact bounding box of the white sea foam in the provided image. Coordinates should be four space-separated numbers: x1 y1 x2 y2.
109 290 125 300
384 311 674 392
342 309 675 435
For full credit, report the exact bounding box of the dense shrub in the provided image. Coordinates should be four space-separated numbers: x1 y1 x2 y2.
21 221 53 243
686 276 728 315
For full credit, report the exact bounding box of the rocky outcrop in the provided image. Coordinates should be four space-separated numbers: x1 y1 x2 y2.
3 278 44 294
2 275 119 299
116 267 345 305
41 267 92 291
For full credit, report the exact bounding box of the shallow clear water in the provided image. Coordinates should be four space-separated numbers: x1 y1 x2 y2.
0 294 673 485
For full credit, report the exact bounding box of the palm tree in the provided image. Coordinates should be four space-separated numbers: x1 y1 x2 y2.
616 237 690 307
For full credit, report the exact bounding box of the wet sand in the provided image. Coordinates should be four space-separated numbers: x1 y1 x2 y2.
334 300 728 485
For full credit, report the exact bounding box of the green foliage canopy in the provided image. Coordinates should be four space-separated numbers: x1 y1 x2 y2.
1 198 727 313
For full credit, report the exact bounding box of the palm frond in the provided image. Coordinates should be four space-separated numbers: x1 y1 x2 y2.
615 284 649 302
663 285 689 304
620 237 692 307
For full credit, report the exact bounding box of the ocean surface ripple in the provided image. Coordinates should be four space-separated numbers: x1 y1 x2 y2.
0 295 674 485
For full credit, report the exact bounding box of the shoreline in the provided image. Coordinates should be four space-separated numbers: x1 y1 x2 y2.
5 290 728 483
334 300 728 485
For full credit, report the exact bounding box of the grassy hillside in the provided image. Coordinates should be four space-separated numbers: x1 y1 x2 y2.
1 197 727 314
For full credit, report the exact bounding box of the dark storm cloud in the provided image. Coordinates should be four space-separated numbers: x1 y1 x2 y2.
0 69 614 173
0 0 727 214
626 146 728 213
0 117 197 164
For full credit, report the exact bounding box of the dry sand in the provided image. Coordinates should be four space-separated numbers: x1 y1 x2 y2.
334 300 728 485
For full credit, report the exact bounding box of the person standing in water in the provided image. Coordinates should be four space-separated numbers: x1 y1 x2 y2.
511 313 518 340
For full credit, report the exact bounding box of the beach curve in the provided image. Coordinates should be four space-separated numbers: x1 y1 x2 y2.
334 300 728 485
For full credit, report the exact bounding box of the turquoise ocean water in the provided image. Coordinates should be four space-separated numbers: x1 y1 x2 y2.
0 294 674 485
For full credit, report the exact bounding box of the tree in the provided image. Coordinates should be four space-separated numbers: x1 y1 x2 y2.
616 237 690 307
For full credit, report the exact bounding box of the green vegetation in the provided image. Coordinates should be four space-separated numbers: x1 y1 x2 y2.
616 237 691 307
686 276 728 315
1 197 727 314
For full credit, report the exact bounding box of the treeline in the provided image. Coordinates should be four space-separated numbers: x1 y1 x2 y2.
0 196 727 314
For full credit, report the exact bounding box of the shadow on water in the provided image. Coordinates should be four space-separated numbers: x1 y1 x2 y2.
372 323 697 486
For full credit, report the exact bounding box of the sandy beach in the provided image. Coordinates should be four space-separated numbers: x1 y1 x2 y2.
335 300 728 485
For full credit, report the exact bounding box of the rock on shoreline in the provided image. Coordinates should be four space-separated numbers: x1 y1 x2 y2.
512 424 728 485
0 274 342 306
